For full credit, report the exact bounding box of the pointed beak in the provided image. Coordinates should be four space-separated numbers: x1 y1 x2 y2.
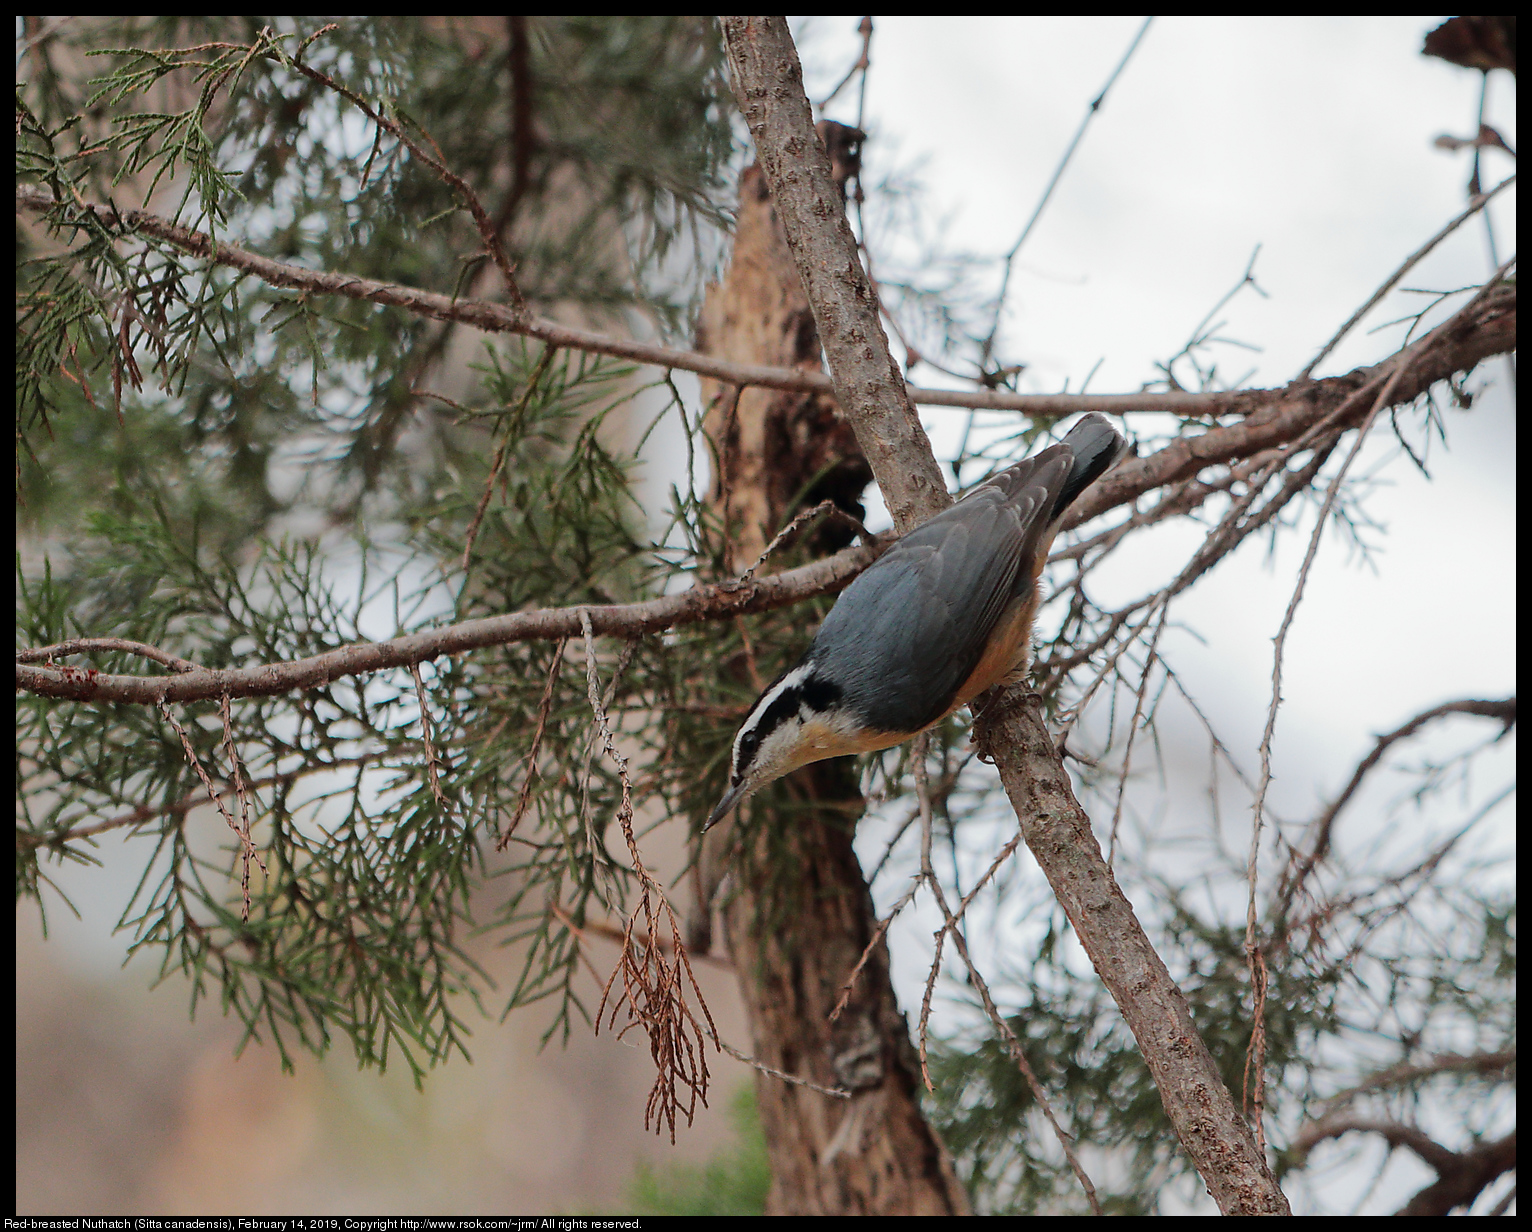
703 779 750 833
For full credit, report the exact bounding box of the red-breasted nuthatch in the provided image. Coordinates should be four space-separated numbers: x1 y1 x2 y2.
704 412 1128 832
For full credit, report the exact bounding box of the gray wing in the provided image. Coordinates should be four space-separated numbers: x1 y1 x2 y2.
810 448 1075 734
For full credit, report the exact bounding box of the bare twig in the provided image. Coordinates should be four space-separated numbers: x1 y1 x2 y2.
814 16 873 112
17 15 79 56
581 611 716 1142
17 637 201 673
738 499 872 582
159 697 266 921
1274 696 1516 926
712 1036 851 1100
553 905 734 971
980 16 1154 371
16 184 1239 417
1105 602 1170 867
1299 174 1514 379
1155 245 1268 393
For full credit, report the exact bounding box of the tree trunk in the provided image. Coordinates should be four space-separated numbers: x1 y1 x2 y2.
694 160 971 1215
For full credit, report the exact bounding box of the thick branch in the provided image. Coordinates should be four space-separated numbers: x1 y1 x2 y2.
722 15 1292 1215
1066 278 1516 531
980 695 1292 1214
15 540 879 705
720 17 947 531
17 185 1512 424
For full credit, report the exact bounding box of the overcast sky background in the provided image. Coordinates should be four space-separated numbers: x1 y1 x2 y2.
784 15 1515 1214
774 15 1514 887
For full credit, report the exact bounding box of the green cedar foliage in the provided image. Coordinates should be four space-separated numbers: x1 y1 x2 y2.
17 16 743 1081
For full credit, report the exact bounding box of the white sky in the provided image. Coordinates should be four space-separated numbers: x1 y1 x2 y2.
801 14 1515 387
788 15 1515 1214
779 14 1515 866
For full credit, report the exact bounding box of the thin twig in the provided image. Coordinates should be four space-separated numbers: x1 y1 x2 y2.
159 698 266 921
737 499 871 582
17 637 200 673
410 661 450 817
814 16 873 111
17 14 79 55
1274 696 1516 926
497 636 569 851
1320 1049 1516 1113
1299 174 1515 379
552 905 735 971
712 1035 851 1100
980 16 1154 369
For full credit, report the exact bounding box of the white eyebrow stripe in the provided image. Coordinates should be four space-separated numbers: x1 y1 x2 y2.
733 663 816 760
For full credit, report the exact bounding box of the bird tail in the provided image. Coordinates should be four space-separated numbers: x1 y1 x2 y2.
1049 413 1129 522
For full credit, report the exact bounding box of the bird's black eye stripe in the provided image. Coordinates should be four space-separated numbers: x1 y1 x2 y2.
732 700 787 782
734 730 761 782
799 674 842 713
732 670 842 784
757 688 803 739
735 676 825 781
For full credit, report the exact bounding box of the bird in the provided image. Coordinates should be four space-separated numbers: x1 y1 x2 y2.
704 412 1128 833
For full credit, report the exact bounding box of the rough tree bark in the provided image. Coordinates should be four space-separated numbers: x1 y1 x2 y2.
693 151 971 1214
720 14 1294 1215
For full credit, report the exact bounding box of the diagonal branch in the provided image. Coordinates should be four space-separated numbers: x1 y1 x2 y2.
1274 696 1517 926
15 183 1234 417
1300 173 1514 379
16 267 1514 711
14 536 883 705
722 15 1291 1214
